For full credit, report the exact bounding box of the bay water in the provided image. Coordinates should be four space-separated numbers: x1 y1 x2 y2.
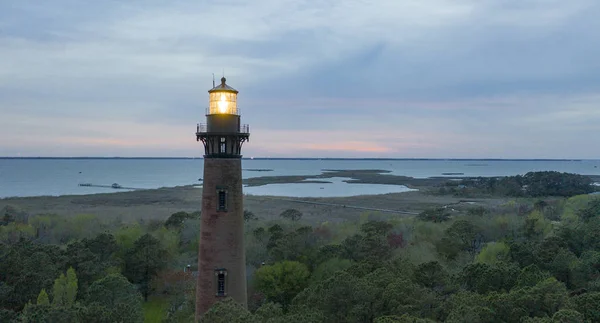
1 158 599 198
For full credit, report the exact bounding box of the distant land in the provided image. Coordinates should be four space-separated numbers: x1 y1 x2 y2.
0 157 595 161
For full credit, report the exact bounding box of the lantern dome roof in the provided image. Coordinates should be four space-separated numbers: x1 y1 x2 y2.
208 77 238 93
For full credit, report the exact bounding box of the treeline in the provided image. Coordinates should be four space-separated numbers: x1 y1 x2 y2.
203 195 600 322
437 171 597 197
0 209 200 322
2 194 600 322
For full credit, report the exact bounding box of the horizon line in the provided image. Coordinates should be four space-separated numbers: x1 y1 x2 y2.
0 157 597 161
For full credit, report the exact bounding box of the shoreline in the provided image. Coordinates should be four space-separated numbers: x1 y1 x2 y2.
0 182 507 224
2 171 596 223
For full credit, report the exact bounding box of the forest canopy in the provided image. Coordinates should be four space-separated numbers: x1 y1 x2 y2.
1 171 600 322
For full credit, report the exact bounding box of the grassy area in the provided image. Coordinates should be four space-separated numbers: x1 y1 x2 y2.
143 297 169 323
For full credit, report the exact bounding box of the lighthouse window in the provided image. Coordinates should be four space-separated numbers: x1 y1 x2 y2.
217 190 227 211
220 137 226 153
215 269 227 296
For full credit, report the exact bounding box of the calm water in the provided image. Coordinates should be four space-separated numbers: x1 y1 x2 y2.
0 158 599 198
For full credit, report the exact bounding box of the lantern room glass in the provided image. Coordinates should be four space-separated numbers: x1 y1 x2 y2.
209 92 237 115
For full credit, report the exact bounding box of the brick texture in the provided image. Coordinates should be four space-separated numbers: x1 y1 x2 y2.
195 157 247 318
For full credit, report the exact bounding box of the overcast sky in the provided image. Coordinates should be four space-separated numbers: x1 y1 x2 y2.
1 0 599 158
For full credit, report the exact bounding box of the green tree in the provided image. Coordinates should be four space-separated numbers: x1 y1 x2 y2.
37 289 50 306
254 302 283 321
439 220 484 258
378 278 438 319
268 305 324 323
52 273 67 306
414 261 448 290
0 309 17 323
375 314 437 322
0 241 65 311
438 291 487 322
498 277 569 320
200 298 257 323
293 271 378 323
550 309 587 323
65 267 78 306
460 262 519 294
65 233 118 296
268 226 318 264
476 242 510 265
516 264 551 288
164 211 197 230
578 198 600 222
310 258 353 284
342 221 393 262
123 233 167 301
417 208 450 223
244 210 258 222
280 209 303 222
83 274 143 323
254 261 310 307
508 241 538 267
570 292 600 323
20 303 83 323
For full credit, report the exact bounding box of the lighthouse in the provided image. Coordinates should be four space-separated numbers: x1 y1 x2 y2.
195 77 249 318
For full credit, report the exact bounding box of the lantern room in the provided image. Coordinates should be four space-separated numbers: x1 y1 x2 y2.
208 77 239 115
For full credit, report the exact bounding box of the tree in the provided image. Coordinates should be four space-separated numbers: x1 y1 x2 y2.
292 271 378 323
516 264 551 288
20 303 83 323
342 221 394 262
52 273 67 306
570 292 600 323
50 268 78 307
378 278 438 319
440 220 484 258
0 309 17 323
578 198 600 222
123 233 167 300
65 267 78 306
200 298 258 323
267 305 324 323
310 258 353 284
2 244 64 311
414 261 448 290
280 209 303 222
254 302 283 321
375 314 437 322
550 309 586 323
244 210 258 222
83 233 118 262
164 211 197 230
83 274 144 323
418 208 451 223
459 262 519 294
476 242 510 265
254 261 310 307
37 289 50 305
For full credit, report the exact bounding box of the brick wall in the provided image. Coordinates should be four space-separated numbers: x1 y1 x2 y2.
196 157 247 318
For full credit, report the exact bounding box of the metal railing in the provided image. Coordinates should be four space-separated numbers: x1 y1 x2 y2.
205 107 241 115
196 123 250 134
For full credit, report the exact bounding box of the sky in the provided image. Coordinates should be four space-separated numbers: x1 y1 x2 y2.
1 0 599 158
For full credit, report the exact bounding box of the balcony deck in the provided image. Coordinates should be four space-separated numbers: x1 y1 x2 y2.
195 124 250 141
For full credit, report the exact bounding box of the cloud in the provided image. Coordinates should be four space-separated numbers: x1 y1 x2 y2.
0 0 599 158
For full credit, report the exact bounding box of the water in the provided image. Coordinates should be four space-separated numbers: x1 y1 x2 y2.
0 158 599 198
245 177 417 197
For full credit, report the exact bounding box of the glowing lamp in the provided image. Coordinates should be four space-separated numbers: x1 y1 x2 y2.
208 77 238 115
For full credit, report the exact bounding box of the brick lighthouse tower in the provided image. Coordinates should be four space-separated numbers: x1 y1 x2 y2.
195 76 249 318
